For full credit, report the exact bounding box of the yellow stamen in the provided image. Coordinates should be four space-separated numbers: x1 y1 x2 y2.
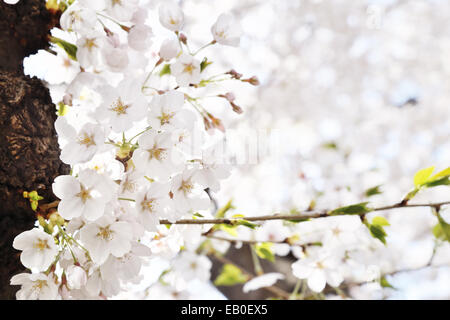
76 185 91 203
110 97 130 115
158 112 175 126
179 180 193 195
78 132 96 147
183 63 195 75
84 38 98 50
96 226 113 240
33 239 49 251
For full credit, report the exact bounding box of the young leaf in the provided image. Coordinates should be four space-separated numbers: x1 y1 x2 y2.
432 223 445 241
429 167 450 181
216 199 235 218
380 276 395 289
372 216 390 227
214 264 249 286
235 219 260 229
50 36 78 61
200 57 213 72
435 210 450 242
255 242 275 262
413 166 435 187
369 224 388 245
218 224 238 237
365 185 382 197
330 202 372 216
159 64 171 76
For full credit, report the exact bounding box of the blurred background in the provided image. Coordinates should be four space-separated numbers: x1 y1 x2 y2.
178 0 450 299
22 0 450 299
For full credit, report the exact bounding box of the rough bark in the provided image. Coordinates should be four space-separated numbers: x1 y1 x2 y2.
0 0 67 300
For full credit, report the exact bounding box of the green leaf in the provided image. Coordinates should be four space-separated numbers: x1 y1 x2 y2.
424 176 450 188
200 57 213 72
372 216 390 227
432 223 445 240
216 199 234 218
430 167 450 181
413 166 435 187
57 102 70 116
322 141 338 150
435 210 450 242
159 64 171 76
368 224 388 245
255 242 275 262
214 264 249 286
365 185 382 197
50 36 78 61
219 224 238 237
193 213 204 218
235 219 260 229
330 202 372 216
380 276 395 289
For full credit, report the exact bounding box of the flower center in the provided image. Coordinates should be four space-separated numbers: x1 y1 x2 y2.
110 97 130 115
316 261 325 269
76 185 92 203
97 226 114 241
332 227 341 236
147 146 166 161
158 112 175 126
32 280 48 291
141 198 155 213
78 132 96 147
179 179 193 195
33 239 49 251
84 38 98 51
183 63 195 75
122 180 136 193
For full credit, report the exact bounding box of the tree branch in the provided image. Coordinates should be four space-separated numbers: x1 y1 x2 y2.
160 200 450 225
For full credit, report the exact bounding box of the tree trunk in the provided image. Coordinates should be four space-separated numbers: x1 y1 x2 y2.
0 0 67 300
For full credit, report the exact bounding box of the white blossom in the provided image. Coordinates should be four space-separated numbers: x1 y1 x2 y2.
159 39 180 61
52 169 116 221
66 265 88 290
243 273 285 293
11 273 59 300
95 80 147 133
292 250 344 293
211 13 241 47
171 53 201 87
80 215 133 265
132 130 182 180
76 32 106 69
128 24 153 52
13 228 59 272
59 122 106 165
135 182 172 231
159 3 184 32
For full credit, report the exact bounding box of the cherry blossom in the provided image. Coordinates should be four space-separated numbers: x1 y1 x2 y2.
135 182 172 231
243 273 285 293
159 2 185 32
171 53 201 87
79 215 133 265
12 228 58 272
292 249 344 293
159 39 181 61
11 273 59 300
52 169 116 221
211 13 241 47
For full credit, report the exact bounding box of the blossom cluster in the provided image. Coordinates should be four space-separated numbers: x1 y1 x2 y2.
11 0 249 300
